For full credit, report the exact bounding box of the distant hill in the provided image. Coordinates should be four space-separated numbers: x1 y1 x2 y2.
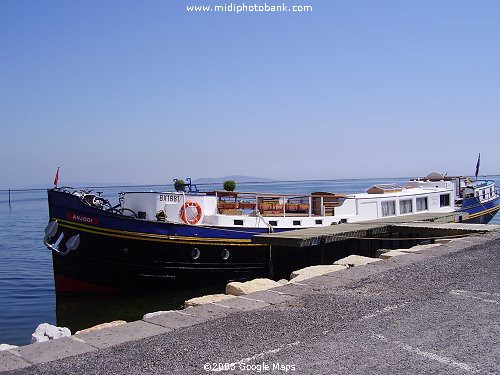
194 175 275 184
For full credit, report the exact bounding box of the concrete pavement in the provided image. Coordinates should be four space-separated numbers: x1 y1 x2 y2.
2 231 499 374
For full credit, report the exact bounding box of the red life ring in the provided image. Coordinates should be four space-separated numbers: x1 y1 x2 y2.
180 201 203 225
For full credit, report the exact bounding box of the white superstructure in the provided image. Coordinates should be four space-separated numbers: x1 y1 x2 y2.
119 182 456 229
408 172 498 206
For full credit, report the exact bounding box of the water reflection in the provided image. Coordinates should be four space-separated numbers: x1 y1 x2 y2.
56 283 226 333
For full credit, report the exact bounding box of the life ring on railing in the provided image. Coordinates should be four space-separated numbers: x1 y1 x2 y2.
180 201 203 225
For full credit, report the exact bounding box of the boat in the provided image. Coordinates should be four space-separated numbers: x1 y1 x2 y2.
43 177 466 294
408 172 500 224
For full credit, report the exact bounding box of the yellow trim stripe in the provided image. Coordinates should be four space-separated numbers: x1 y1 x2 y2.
56 219 265 247
454 205 500 222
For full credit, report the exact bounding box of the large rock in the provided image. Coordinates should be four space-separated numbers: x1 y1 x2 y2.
31 323 71 343
379 250 408 259
184 294 235 307
0 343 18 351
290 264 348 283
375 248 392 258
75 320 126 335
143 311 173 320
403 243 443 252
377 243 443 258
333 255 381 267
226 278 282 296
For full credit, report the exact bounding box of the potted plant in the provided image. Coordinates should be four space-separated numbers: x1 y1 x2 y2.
223 180 236 192
173 179 185 192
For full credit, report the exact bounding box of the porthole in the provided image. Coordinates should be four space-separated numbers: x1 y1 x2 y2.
191 248 200 260
221 249 230 260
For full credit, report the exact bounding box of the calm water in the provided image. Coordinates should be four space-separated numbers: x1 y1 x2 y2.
1 177 499 345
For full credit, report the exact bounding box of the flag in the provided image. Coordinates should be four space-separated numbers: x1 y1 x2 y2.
54 167 60 187
475 153 480 179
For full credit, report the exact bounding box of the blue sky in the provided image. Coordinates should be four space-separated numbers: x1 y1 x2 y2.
1 0 499 188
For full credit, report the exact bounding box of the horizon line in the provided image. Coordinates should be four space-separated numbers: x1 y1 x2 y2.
2 174 500 192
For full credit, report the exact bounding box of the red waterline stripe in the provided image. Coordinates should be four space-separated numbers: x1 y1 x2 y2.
54 274 121 294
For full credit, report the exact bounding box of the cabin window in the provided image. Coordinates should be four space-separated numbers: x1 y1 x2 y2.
233 220 244 226
440 194 450 207
293 220 301 226
315 219 323 225
381 201 396 217
399 199 412 214
416 197 428 211
269 220 278 226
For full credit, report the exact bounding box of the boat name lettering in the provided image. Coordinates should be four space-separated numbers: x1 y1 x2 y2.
159 194 180 204
66 212 100 225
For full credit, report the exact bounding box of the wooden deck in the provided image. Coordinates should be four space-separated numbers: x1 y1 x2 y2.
251 212 499 248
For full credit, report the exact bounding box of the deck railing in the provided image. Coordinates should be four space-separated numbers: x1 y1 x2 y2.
213 191 346 217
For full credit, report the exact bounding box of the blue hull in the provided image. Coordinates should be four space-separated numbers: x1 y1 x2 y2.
459 195 500 224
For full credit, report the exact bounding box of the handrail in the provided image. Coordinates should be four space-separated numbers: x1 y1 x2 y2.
253 210 274 233
212 190 350 198
469 179 495 187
